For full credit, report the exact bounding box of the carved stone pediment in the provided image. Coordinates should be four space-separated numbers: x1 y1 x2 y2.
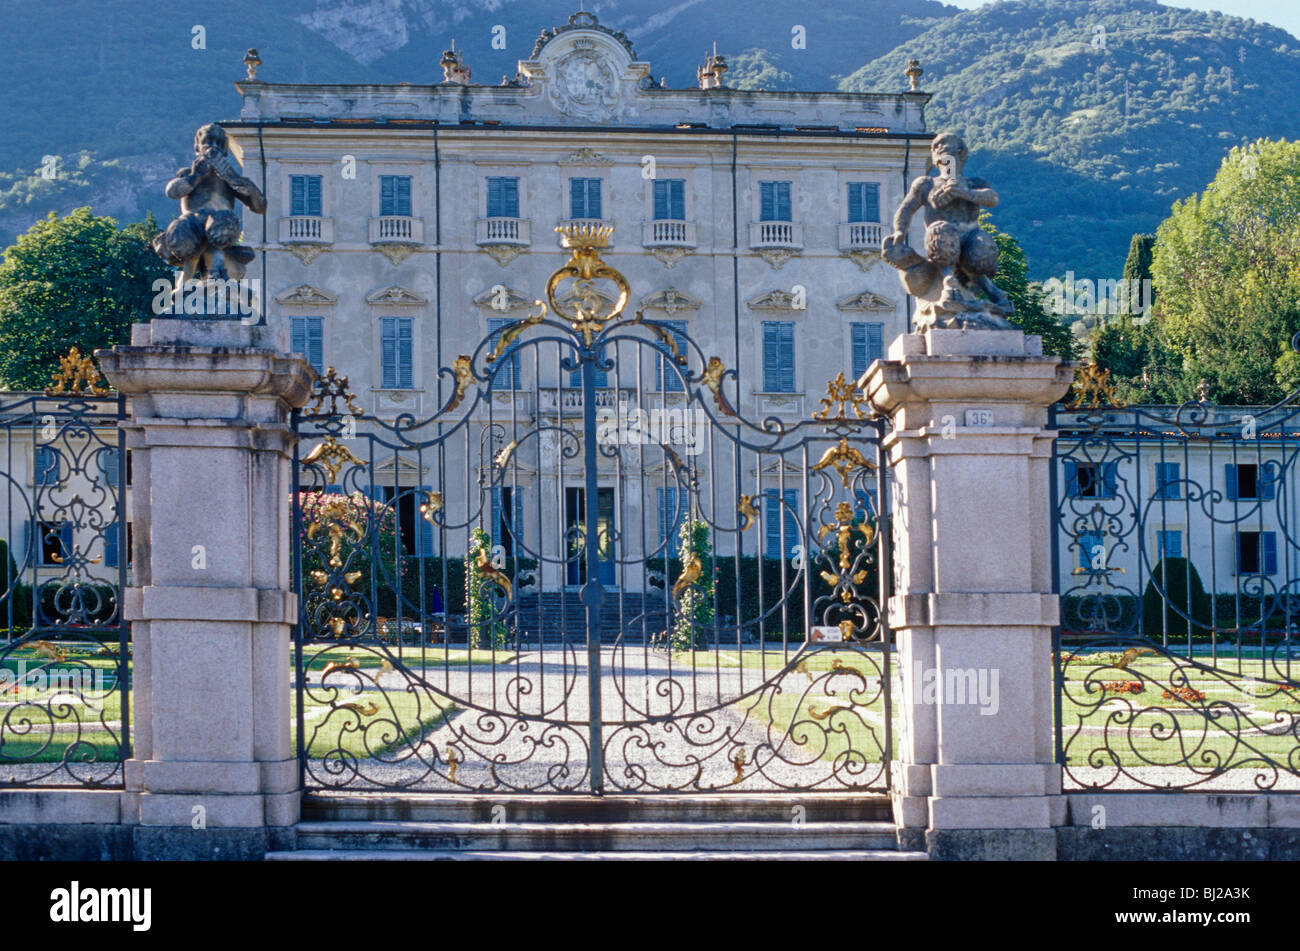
558 147 613 167
747 289 803 311
639 286 701 315
473 285 535 312
836 290 896 312
276 284 336 305
366 285 427 306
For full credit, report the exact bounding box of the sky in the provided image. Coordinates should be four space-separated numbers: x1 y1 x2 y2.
945 0 1300 41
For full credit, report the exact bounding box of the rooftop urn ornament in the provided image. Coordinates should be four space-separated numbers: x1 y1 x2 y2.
153 123 267 306
881 131 1016 331
243 48 261 81
441 40 471 84
905 58 923 92
698 44 727 89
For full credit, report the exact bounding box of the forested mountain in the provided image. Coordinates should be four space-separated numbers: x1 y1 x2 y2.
2 0 1298 282
841 0 1300 278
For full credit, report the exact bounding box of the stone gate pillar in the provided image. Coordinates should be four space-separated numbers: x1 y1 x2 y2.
98 319 314 859
861 329 1074 860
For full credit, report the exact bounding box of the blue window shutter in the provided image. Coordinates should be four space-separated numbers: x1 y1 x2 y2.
381 318 397 388
1063 460 1079 498
779 322 795 392
776 182 792 221
99 447 120 487
380 176 394 214
760 182 773 222
1264 531 1278 575
761 322 794 392
322 485 345 495
588 179 601 219
397 176 411 215
1103 462 1118 498
1156 462 1180 500
401 320 413 389
513 493 524 548
487 177 519 218
488 319 520 390
59 522 72 560
1261 464 1277 501
309 320 323 373
764 494 779 558
291 175 322 216
657 321 688 391
570 178 601 219
104 521 119 568
1226 464 1239 501
851 324 868 379
1079 531 1102 570
654 179 684 220
848 182 879 223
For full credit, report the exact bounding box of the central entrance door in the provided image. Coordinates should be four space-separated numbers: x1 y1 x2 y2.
565 486 615 587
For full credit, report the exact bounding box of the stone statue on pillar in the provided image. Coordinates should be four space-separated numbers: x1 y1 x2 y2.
882 131 1016 331
154 123 266 288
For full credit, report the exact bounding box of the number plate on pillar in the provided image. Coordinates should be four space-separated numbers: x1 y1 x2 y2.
964 409 994 427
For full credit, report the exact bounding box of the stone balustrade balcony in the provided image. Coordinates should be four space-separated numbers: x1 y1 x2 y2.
642 219 698 249
279 215 334 245
476 216 531 246
749 220 803 250
539 387 632 416
369 215 424 245
838 221 883 251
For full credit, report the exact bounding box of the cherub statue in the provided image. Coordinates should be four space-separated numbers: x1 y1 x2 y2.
154 123 266 291
881 131 1016 330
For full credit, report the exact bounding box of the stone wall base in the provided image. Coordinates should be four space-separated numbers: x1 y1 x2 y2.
0 824 293 861
927 827 1300 860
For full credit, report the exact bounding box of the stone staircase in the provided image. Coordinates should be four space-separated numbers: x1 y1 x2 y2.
509 592 670 644
265 793 925 861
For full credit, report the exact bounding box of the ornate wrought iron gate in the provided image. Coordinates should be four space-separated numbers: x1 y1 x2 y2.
1050 367 1300 791
292 227 891 793
0 352 129 787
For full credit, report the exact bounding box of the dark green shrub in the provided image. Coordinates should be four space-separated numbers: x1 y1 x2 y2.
1142 557 1213 639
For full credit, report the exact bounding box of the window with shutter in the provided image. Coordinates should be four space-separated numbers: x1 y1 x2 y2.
759 181 792 222
486 177 520 218
290 315 324 373
1078 531 1104 571
104 521 120 569
570 178 602 219
290 175 322 216
1155 462 1181 500
657 486 684 548
762 322 795 392
850 323 884 379
655 321 689 392
653 179 685 220
34 446 59 487
1156 530 1182 561
488 318 522 390
381 317 413 389
847 182 880 223
379 175 412 216
764 489 799 558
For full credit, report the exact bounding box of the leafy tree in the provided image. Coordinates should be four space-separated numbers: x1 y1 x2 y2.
1150 139 1300 404
0 208 167 390
982 216 1076 360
